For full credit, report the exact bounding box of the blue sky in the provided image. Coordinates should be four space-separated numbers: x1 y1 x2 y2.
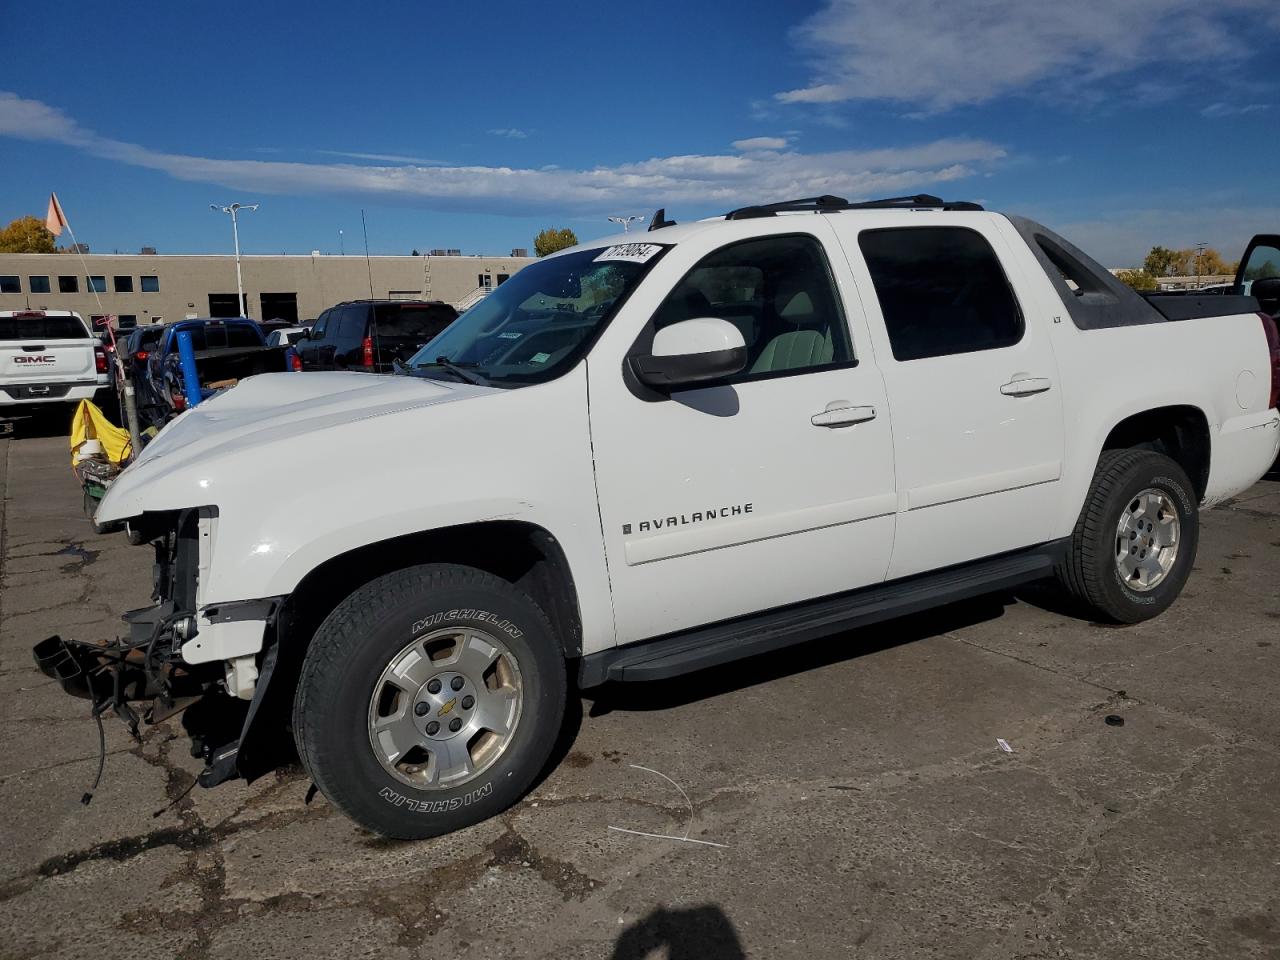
1 0 1277 266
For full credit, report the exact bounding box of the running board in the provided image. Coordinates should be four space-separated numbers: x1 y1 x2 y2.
578 540 1067 686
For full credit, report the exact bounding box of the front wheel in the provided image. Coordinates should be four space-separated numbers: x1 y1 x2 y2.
293 564 567 839
1056 449 1199 623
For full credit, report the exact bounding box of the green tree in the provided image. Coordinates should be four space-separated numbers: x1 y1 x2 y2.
0 215 56 253
534 227 578 257
1143 246 1184 277
1115 268 1158 291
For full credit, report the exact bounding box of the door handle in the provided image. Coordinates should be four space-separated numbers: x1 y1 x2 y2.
1000 376 1052 397
811 402 877 428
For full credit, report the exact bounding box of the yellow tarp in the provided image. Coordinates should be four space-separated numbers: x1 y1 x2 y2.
69 399 132 466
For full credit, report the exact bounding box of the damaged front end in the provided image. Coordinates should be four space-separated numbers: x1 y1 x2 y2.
32 508 289 795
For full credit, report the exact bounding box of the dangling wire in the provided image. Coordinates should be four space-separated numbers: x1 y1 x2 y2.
81 705 107 806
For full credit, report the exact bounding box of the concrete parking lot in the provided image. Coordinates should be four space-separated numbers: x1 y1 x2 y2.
0 426 1277 960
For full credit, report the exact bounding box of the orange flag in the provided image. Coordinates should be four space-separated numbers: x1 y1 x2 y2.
45 193 68 237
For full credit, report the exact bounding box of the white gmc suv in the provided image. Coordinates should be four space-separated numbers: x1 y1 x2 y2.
35 195 1280 839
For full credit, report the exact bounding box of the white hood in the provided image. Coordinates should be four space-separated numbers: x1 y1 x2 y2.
98 371 493 521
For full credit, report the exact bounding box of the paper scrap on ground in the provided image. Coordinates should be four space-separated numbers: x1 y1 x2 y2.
997 738 1014 753
608 763 729 849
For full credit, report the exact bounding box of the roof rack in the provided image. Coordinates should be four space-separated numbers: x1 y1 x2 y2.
724 193 984 220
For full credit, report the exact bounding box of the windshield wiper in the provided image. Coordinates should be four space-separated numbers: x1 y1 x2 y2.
414 355 488 386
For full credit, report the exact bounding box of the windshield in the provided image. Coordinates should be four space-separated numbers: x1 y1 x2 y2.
407 246 664 386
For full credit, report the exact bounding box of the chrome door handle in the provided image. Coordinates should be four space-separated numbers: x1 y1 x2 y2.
811 403 877 427
1000 377 1052 397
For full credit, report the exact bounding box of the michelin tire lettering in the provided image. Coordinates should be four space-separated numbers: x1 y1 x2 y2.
379 782 494 812
411 609 524 639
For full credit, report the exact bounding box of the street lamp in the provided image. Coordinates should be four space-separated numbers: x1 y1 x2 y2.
608 215 646 233
210 202 259 317
338 229 344 256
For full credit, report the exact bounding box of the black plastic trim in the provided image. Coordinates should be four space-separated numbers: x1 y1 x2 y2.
577 540 1068 687
629 346 748 390
1142 294 1260 322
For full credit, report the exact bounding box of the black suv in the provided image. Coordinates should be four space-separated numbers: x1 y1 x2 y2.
295 300 458 373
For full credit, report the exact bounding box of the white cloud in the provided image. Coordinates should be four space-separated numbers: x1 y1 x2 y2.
0 92 1006 215
314 149 444 164
732 136 789 151
775 0 1280 112
1200 102 1270 118
488 128 528 139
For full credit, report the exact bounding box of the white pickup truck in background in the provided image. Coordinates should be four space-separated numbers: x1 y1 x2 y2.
35 194 1280 840
0 309 108 414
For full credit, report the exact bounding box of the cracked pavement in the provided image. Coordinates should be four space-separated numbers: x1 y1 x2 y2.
1 426 1278 959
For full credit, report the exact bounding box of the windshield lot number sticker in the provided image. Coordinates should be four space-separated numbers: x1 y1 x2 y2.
594 243 663 263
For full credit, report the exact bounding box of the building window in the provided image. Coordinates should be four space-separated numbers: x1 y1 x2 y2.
113 275 133 293
140 275 159 292
0 276 20 294
117 315 138 329
30 275 50 293
86 276 107 293
58 275 79 293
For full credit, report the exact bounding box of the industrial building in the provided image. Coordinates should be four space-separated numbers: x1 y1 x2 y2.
0 250 538 328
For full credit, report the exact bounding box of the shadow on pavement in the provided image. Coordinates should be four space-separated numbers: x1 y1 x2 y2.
584 592 1014 717
611 904 746 960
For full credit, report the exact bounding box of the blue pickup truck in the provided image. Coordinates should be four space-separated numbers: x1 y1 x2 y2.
140 318 289 428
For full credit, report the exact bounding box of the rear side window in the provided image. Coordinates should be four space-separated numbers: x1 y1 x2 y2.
0 276 20 294
336 305 368 340
0 314 89 340
374 303 457 338
859 227 1023 362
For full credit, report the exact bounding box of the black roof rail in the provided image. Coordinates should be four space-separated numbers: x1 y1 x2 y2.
724 193 983 220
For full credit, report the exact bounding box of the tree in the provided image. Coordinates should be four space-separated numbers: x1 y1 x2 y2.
1143 246 1185 277
534 227 578 258
1194 248 1232 277
1115 268 1158 291
0 215 56 253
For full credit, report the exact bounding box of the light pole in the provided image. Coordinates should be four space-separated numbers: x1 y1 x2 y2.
608 215 646 233
339 229 344 256
210 202 259 316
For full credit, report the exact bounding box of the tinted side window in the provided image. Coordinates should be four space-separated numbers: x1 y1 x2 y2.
337 305 368 340
859 227 1023 362
311 310 332 340
1242 243 1280 287
652 234 853 380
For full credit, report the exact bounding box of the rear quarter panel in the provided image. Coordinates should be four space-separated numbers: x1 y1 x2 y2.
993 218 1280 534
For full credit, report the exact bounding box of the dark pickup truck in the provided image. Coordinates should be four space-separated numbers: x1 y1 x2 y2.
140 318 289 428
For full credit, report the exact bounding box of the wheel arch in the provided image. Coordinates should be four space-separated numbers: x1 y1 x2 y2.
1099 404 1211 502
281 519 584 661
236 520 583 785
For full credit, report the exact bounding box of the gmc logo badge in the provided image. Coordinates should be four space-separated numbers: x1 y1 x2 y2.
14 355 56 364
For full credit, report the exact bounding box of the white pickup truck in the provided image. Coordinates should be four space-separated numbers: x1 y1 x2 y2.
34 195 1280 839
0 309 108 415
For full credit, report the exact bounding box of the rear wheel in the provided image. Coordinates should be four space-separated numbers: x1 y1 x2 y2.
1056 449 1199 623
293 563 566 839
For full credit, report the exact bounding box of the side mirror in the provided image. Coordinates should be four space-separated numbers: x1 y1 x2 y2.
631 317 747 390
